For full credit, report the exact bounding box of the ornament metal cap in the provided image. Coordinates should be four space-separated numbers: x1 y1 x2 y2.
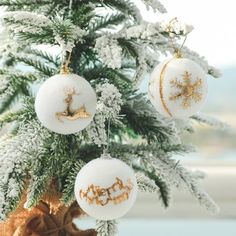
100 150 112 159
174 49 183 58
60 64 70 74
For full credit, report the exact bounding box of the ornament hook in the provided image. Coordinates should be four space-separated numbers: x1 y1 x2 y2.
166 17 188 58
60 51 72 74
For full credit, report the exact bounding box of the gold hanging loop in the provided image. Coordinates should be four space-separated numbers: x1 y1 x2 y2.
60 51 72 74
166 17 188 58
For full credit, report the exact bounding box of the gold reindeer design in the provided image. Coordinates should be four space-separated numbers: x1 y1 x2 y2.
79 177 133 206
56 88 91 122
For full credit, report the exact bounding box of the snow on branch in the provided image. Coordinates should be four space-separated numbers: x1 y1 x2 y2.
1 11 86 53
95 35 122 69
0 0 50 6
1 11 51 34
0 120 52 221
0 71 38 113
191 113 231 131
86 82 123 147
159 19 194 35
62 160 86 206
101 0 142 23
141 0 167 13
119 22 164 41
112 20 219 78
96 82 123 120
136 172 159 193
52 15 86 53
140 153 219 213
96 220 118 236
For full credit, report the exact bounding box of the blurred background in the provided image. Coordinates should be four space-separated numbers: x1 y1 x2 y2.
76 0 236 235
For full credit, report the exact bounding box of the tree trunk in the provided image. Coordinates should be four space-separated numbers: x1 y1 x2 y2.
0 199 97 236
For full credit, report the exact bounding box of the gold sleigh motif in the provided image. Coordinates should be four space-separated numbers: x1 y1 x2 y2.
79 177 133 206
56 88 91 122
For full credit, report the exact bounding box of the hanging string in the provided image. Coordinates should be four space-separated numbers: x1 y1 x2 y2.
166 17 178 54
60 0 73 74
166 17 188 58
105 118 111 153
106 117 111 152
179 34 188 51
68 0 73 17
102 117 111 158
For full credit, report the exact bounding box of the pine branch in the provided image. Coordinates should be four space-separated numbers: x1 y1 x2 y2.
23 132 69 209
16 31 54 44
140 154 219 213
0 0 50 7
162 143 196 155
24 48 60 67
68 3 95 28
99 0 141 21
121 93 176 143
0 110 24 128
134 166 171 207
0 118 78 218
147 171 171 208
82 64 132 86
76 144 102 163
11 54 56 76
96 220 118 236
0 71 37 113
141 0 167 13
117 38 139 59
2 11 84 47
0 120 51 220
136 172 159 194
52 16 86 46
0 163 26 221
89 13 127 33
191 113 230 131
62 160 86 206
23 128 76 208
24 170 51 209
0 89 19 114
2 11 53 43
20 97 37 121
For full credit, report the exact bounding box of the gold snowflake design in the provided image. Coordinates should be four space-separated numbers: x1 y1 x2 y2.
169 71 203 109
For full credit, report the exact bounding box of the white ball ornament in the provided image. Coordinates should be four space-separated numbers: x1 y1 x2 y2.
35 73 97 134
74 154 138 220
148 57 208 118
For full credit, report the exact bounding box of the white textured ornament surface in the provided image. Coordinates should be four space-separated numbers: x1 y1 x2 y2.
35 73 97 134
74 157 138 220
148 58 208 118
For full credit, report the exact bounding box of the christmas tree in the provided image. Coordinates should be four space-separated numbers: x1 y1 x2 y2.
0 0 223 235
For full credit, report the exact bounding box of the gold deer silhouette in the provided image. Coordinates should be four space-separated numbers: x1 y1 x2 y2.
56 88 91 122
79 177 133 206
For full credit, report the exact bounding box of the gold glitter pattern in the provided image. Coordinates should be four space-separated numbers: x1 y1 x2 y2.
169 71 203 108
79 177 133 206
56 88 91 121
